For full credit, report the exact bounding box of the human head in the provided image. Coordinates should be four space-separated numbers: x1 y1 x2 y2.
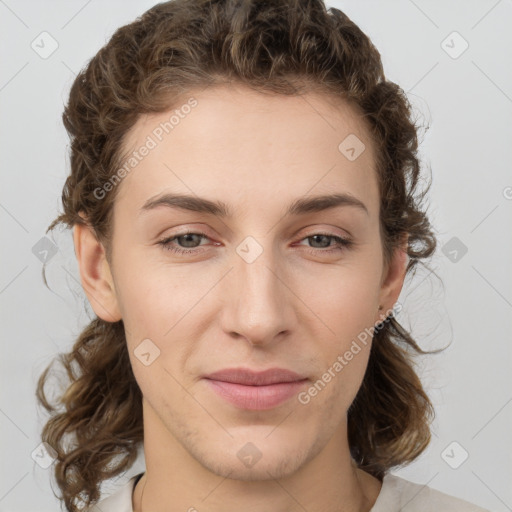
37 1 438 511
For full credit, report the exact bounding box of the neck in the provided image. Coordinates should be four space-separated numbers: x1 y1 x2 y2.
132 400 382 512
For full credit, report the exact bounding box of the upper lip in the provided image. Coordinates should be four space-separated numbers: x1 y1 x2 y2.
204 367 307 386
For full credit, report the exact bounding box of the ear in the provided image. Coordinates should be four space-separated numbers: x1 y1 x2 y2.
374 234 408 324
72 215 122 322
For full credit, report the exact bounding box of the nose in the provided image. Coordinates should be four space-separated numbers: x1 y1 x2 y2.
220 246 295 347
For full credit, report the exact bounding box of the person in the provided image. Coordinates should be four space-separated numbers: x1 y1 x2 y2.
35 0 491 511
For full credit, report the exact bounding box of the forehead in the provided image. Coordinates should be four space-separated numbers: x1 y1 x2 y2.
114 84 379 221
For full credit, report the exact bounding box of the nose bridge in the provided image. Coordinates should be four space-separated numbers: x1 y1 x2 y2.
224 240 291 344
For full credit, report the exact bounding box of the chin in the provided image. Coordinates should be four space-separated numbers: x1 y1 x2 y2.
184 427 323 482
200 450 309 481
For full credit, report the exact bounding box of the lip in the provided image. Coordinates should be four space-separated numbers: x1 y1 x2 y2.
204 367 306 385
202 367 308 410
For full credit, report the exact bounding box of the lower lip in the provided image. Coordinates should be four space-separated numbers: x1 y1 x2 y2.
203 378 308 410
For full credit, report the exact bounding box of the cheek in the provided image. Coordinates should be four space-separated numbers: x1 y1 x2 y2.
111 249 191 331
297 264 380 399
304 266 381 339
297 339 372 428
112 252 210 381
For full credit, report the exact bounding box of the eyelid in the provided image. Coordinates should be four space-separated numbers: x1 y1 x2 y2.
157 228 354 258
158 225 351 244
294 223 353 240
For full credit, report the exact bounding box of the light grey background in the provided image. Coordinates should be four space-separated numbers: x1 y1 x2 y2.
1 0 511 511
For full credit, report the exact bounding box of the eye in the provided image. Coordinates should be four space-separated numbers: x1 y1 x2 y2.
295 233 353 254
157 231 353 256
157 230 212 255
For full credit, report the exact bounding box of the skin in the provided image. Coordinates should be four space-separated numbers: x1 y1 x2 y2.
73 84 408 512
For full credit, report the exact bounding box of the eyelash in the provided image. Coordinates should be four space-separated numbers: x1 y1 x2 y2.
157 230 353 256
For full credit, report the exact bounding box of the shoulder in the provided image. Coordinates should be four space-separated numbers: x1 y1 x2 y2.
87 473 142 512
84 471 492 512
370 473 492 512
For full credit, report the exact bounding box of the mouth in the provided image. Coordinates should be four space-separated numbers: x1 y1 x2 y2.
202 367 309 410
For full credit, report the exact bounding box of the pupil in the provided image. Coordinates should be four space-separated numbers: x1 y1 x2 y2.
312 235 329 248
180 234 199 247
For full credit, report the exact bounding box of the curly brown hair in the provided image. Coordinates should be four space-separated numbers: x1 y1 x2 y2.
36 0 443 510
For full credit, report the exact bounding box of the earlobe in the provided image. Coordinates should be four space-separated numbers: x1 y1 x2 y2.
72 219 122 323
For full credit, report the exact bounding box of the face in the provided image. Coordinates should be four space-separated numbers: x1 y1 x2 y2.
75 84 406 481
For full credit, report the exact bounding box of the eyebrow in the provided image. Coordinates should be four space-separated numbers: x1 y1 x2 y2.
139 192 369 217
